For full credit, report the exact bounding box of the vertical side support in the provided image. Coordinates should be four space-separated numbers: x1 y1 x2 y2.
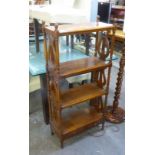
104 28 115 105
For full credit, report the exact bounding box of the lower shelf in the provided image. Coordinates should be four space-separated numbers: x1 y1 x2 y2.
60 83 106 109
59 107 104 139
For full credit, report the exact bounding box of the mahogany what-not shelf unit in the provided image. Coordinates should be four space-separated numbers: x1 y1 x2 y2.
43 22 115 148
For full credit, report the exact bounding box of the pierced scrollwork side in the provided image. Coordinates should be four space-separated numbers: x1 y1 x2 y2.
43 24 61 128
96 32 110 61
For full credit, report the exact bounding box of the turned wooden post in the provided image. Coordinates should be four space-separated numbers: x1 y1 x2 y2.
105 45 125 123
112 47 125 112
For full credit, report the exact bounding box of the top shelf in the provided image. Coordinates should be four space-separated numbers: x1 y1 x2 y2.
45 22 114 36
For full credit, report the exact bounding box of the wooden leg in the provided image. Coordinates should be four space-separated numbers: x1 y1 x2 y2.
66 36 69 46
33 18 40 52
71 35 74 49
85 34 91 56
40 74 49 124
69 83 73 88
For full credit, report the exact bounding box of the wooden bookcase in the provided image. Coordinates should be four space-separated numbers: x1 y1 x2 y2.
43 22 115 148
110 5 125 30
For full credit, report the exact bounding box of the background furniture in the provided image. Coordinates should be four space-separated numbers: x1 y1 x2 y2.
110 5 125 30
98 2 111 23
43 22 115 147
97 1 125 30
29 0 98 52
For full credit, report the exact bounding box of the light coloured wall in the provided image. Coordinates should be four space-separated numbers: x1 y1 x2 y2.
74 0 98 22
90 0 98 22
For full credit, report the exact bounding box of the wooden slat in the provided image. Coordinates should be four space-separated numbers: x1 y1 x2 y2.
60 57 111 78
61 83 105 109
61 107 103 137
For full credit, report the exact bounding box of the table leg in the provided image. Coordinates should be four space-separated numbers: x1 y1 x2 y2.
66 36 69 46
85 34 91 56
33 18 40 52
71 35 74 49
40 74 49 124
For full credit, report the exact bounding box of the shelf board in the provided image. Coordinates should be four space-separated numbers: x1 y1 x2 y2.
61 107 104 138
60 57 111 78
61 83 105 109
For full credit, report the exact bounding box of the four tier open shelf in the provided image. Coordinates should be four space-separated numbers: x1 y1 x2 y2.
43 22 115 148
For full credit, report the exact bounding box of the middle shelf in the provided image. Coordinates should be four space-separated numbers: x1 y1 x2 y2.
60 83 106 109
59 57 111 78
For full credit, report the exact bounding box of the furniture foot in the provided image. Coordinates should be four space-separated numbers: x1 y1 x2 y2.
49 121 54 135
60 140 64 148
105 106 125 123
101 121 105 130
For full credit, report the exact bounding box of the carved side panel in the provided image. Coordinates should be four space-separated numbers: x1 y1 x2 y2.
43 25 61 127
95 28 115 62
96 32 110 61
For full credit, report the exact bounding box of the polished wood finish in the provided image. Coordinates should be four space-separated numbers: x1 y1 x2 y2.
59 57 111 78
115 30 125 41
105 45 125 123
43 22 115 147
61 83 106 109
113 47 125 111
61 107 103 138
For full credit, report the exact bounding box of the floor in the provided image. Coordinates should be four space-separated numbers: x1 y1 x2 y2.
29 39 125 155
